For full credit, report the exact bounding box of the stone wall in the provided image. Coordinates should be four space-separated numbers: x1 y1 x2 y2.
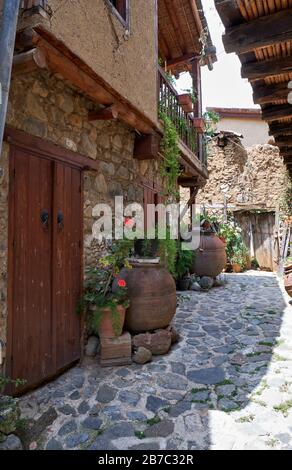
196 135 286 210
0 69 162 373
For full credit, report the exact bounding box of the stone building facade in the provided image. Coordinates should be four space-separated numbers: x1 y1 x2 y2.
0 68 163 378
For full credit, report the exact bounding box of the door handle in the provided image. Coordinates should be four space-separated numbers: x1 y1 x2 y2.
57 210 64 230
40 209 49 230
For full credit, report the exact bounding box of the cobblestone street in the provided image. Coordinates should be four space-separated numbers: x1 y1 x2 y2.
18 271 292 451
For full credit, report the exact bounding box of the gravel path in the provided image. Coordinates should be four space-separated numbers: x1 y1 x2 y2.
18 271 292 450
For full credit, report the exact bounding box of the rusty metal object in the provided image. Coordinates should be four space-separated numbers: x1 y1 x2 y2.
116 261 177 333
193 232 227 278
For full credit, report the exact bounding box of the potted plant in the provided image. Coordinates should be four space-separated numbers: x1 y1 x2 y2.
175 243 193 290
80 241 132 339
178 94 193 114
193 117 205 134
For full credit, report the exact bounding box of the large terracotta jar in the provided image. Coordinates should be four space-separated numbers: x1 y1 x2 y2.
116 260 177 332
284 272 292 297
193 231 227 278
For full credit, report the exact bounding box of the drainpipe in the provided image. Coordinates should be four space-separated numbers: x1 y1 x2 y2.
0 0 21 157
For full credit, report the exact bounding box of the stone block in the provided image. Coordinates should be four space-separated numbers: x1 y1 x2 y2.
100 332 132 367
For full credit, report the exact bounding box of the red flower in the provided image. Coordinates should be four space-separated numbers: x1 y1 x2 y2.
118 279 126 288
124 217 135 228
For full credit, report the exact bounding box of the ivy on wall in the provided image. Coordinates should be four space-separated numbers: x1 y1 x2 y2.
159 112 181 202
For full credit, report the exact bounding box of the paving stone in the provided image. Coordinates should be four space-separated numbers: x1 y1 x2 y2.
89 438 118 451
96 385 117 403
118 390 140 406
58 404 76 416
69 391 81 401
46 438 63 450
104 422 135 439
130 442 161 450
82 417 102 431
168 400 192 417
126 411 148 421
65 433 90 449
0 434 22 450
217 398 239 411
158 373 188 390
146 396 170 413
216 385 236 396
78 401 90 415
58 420 77 436
191 390 210 402
144 420 174 438
187 367 225 385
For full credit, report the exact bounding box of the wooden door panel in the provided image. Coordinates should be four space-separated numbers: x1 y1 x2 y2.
53 163 82 371
11 150 53 389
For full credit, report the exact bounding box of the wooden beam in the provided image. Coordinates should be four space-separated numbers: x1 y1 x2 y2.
178 176 198 187
242 56 292 81
88 105 119 121
269 122 292 137
262 104 292 123
166 53 198 69
32 32 154 134
12 48 47 75
214 0 243 28
222 9 292 54
275 136 292 148
253 81 291 105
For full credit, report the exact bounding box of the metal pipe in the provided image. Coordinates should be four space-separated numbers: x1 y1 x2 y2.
0 0 21 157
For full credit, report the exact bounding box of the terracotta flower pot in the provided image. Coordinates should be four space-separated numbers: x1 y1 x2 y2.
232 263 241 273
178 94 193 114
193 117 205 133
98 305 126 339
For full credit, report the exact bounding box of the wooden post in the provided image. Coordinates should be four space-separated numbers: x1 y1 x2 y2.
191 58 203 163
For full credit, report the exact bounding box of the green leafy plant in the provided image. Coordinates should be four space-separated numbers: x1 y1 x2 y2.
0 376 26 389
203 110 220 138
175 242 193 280
79 240 132 336
159 112 181 202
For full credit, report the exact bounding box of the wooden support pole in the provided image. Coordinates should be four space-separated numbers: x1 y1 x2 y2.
12 48 47 75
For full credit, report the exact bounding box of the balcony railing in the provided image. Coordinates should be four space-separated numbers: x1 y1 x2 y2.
158 66 199 158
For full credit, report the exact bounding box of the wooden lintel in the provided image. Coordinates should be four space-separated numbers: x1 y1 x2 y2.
12 48 47 75
222 9 292 54
253 81 291 105
88 105 119 121
242 56 292 81
262 104 292 123
134 133 161 160
31 26 155 134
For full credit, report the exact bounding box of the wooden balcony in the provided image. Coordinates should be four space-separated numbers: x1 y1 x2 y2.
158 67 207 177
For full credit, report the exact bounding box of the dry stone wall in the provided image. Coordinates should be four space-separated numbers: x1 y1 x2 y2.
196 135 286 210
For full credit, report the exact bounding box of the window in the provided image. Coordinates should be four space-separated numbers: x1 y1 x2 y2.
107 0 128 24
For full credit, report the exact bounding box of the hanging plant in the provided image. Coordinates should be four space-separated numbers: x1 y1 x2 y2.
159 112 181 202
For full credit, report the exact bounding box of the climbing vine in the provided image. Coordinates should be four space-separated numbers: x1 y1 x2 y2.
159 112 181 202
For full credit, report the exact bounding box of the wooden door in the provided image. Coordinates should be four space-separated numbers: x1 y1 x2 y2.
52 163 82 371
8 148 82 393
